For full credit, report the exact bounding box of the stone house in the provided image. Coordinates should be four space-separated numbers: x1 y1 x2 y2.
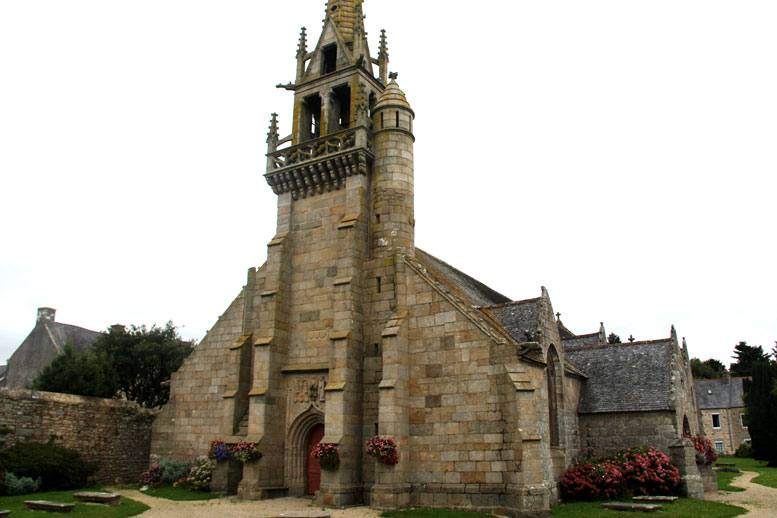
3 307 102 389
694 374 750 455
151 2 703 515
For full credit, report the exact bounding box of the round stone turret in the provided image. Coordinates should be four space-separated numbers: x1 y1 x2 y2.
371 79 415 257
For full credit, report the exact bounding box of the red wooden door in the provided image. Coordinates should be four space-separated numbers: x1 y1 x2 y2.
306 424 325 495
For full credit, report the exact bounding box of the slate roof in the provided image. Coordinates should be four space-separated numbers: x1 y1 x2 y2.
695 377 747 410
415 249 511 307
0 365 6 385
562 333 601 350
480 299 542 343
565 339 673 413
39 321 103 354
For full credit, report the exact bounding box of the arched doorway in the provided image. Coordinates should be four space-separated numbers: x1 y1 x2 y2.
306 423 325 495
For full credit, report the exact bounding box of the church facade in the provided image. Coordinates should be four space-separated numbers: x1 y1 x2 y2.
151 2 702 515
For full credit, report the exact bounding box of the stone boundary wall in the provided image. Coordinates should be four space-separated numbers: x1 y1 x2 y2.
0 388 156 484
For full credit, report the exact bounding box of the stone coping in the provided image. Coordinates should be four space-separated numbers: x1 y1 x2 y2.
73 491 121 506
601 502 662 512
24 500 76 513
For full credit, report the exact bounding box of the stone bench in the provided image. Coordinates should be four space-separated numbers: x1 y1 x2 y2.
0 510 10 517
24 501 76 513
278 512 330 518
715 467 741 473
601 502 662 513
633 495 678 503
73 492 121 506
717 462 736 467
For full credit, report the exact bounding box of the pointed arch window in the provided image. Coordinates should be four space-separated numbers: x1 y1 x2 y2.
546 345 562 446
322 44 337 75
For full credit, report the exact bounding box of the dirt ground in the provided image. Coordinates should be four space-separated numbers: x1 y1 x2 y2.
706 470 777 518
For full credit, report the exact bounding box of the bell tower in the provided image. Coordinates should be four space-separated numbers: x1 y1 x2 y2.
247 0 414 507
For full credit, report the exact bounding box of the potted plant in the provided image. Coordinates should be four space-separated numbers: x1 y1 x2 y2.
365 436 399 465
231 440 262 463
311 442 340 470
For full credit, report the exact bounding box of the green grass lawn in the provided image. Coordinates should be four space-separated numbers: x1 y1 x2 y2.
717 456 777 489
141 484 220 501
552 499 746 518
0 489 149 517
381 510 497 517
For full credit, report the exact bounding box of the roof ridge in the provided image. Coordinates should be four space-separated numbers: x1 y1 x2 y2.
480 297 541 310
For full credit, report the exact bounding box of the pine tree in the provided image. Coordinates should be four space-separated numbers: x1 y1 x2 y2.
743 361 777 466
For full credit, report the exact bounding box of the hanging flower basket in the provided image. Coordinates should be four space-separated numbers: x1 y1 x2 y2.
231 440 262 463
311 442 340 470
207 439 231 462
365 436 399 465
684 434 718 465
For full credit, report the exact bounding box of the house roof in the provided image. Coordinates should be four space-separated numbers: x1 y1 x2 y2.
562 332 601 350
42 321 103 354
415 248 511 307
565 339 673 413
694 377 747 410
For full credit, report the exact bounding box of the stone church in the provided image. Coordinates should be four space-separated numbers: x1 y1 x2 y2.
151 2 703 515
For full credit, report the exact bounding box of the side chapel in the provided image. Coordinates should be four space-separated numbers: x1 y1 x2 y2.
151 1 703 515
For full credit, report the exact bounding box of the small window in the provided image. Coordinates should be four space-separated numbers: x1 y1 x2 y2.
741 414 748 428
380 112 384 129
375 214 380 224
714 441 725 452
712 413 721 429
322 44 337 75
395 111 400 127
376 276 381 293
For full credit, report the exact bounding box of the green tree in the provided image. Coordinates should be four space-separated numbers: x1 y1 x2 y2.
91 321 194 408
690 358 727 380
607 333 621 344
730 341 770 377
31 343 118 398
743 361 777 466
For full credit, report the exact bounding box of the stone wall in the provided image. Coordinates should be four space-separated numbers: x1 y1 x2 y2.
579 410 678 459
0 388 155 484
701 408 750 455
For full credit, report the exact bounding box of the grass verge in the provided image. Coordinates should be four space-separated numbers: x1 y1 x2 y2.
0 489 149 517
381 510 497 517
552 499 747 518
717 456 777 489
141 484 220 500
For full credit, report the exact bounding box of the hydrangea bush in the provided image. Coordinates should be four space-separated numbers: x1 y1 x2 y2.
138 462 163 488
311 442 340 470
365 436 399 465
561 446 679 501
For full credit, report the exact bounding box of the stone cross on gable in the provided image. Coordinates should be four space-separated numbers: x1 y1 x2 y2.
389 71 398 80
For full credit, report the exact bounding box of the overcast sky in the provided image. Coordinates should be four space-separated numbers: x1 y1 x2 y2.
1 1 775 369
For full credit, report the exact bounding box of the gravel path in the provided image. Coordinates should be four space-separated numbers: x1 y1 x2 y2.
114 490 383 518
706 470 777 518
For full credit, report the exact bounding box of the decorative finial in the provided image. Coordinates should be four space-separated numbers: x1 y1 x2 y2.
378 29 389 85
389 71 398 80
628 334 635 343
267 113 279 144
297 27 308 56
556 312 561 320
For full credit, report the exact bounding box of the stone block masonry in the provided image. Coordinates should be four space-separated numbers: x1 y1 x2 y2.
0 388 156 484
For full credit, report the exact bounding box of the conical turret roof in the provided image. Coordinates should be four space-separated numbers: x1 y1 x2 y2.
374 79 412 111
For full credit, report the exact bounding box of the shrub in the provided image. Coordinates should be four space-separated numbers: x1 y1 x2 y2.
561 460 625 500
159 458 191 484
184 458 214 491
561 446 679 502
611 446 680 495
0 442 97 491
311 442 340 470
365 436 399 465
735 442 754 458
3 472 41 495
138 462 163 488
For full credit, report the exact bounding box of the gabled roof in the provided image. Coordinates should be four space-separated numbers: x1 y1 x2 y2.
44 322 103 354
415 249 511 308
694 377 747 410
480 299 542 343
566 339 673 413
562 332 601 350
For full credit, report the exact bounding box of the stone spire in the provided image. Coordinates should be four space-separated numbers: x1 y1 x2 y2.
325 0 365 45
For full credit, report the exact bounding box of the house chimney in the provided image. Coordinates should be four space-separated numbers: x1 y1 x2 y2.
724 371 731 385
37 307 56 323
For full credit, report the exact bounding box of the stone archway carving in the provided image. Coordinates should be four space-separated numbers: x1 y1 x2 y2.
285 406 325 494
